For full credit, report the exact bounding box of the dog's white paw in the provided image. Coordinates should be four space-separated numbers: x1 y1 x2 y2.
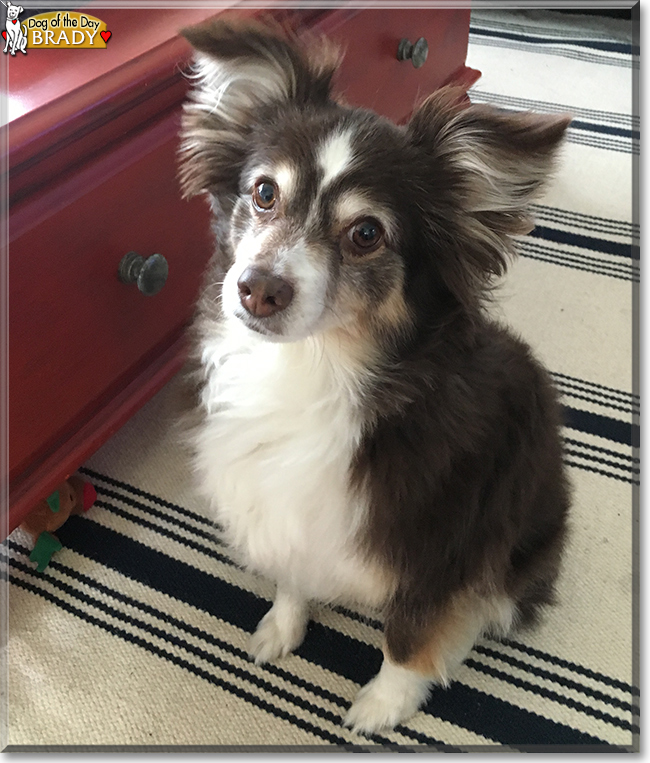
344 663 431 736
344 679 421 735
248 598 308 665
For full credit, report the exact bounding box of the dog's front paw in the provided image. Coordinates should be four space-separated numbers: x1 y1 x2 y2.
344 663 431 735
344 678 419 735
248 597 308 665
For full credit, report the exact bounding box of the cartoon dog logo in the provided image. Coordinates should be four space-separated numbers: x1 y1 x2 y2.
2 1 27 56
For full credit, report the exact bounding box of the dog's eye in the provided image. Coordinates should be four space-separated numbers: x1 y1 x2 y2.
347 218 384 254
253 182 277 211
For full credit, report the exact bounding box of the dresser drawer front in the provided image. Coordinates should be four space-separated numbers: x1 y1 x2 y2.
9 111 212 480
8 7 472 511
321 9 471 123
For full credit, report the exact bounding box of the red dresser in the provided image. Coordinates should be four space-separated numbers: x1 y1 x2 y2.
5 7 473 535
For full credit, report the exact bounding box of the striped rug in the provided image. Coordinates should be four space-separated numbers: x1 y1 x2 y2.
3 8 639 752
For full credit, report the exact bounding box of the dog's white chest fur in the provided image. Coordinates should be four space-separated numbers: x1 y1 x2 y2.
194 321 389 606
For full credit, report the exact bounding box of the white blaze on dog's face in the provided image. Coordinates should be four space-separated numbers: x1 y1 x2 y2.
219 116 412 342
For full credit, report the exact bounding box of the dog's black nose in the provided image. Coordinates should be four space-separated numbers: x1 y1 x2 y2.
237 268 294 318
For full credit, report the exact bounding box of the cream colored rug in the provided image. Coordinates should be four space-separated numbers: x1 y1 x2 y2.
3 8 639 751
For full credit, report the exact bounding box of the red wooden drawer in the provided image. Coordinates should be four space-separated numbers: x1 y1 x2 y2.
315 9 471 123
9 109 212 485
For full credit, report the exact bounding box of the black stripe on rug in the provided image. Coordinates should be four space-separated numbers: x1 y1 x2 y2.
469 26 636 56
474 99 637 152
79 472 215 527
563 438 639 464
558 392 635 418
464 659 637 734
517 241 638 279
562 407 638 447
564 459 638 484
553 372 640 401
533 206 639 237
473 645 637 715
91 497 229 560
519 239 638 277
43 517 615 748
567 120 638 140
564 448 639 476
96 486 219 544
530 226 638 260
496 638 639 698
554 381 639 414
467 36 635 71
472 91 637 130
567 132 637 155
516 249 636 282
563 465 636 486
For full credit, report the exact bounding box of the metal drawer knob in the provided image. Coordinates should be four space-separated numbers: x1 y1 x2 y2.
118 251 168 296
397 37 429 69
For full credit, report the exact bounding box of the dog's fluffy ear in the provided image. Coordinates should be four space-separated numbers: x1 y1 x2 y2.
408 87 570 299
179 17 340 199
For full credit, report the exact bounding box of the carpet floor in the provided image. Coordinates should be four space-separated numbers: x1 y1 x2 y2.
3 8 639 752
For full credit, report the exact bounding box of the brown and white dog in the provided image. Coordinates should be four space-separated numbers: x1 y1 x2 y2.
179 17 571 735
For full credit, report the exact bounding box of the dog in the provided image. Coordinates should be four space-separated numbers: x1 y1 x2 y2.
3 1 27 56
178 17 572 735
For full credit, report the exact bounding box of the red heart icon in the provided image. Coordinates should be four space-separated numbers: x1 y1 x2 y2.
1 31 5 40
12 19 17 24
100 30 111 43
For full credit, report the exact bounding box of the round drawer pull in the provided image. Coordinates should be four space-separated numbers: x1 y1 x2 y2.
118 251 169 297
397 37 429 69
